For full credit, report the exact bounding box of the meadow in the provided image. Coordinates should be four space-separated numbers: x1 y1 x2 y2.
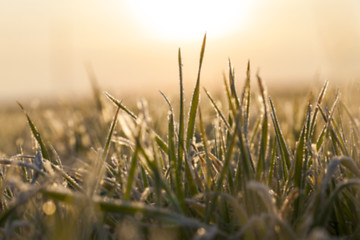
1 35 360 239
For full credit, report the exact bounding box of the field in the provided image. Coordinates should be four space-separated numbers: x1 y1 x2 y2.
1 36 360 239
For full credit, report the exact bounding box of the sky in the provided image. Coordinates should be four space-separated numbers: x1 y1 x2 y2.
1 0 360 103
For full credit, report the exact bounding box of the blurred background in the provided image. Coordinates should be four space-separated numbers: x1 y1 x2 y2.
1 0 360 104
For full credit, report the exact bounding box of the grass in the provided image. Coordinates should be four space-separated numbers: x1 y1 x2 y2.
0 34 360 239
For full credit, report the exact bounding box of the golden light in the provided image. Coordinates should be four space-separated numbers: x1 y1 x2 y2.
123 0 254 41
42 200 56 216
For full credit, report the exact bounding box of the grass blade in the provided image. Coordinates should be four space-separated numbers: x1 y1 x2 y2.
240 60 251 134
315 179 360 228
236 119 255 180
41 187 214 231
268 139 277 186
293 123 306 220
104 91 136 120
269 97 291 176
222 74 237 128
204 88 230 130
178 48 185 180
228 59 240 109
105 91 168 153
184 34 207 196
186 33 206 150
102 106 120 163
256 74 269 180
124 142 140 201
17 102 50 161
206 114 240 223
160 91 184 209
309 80 328 136
198 108 212 188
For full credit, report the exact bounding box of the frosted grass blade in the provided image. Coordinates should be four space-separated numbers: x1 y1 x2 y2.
41 188 214 231
240 61 251 134
199 108 212 188
256 74 268 180
18 102 49 161
178 48 185 179
268 139 277 186
102 106 120 163
124 140 140 201
206 114 240 223
105 91 168 153
160 91 184 209
104 91 136 120
316 179 360 228
204 88 230 130
269 97 291 176
223 74 236 124
186 34 206 150
228 59 240 109
184 34 206 196
309 81 328 136
293 122 306 219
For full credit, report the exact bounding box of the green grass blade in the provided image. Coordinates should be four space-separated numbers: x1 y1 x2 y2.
135 138 182 212
183 34 206 196
199 108 212 188
236 119 255 179
204 88 230 130
256 74 268 180
41 188 213 231
178 48 185 178
269 97 291 173
240 60 251 134
17 102 49 161
268 139 277 186
316 125 327 151
293 122 306 219
206 114 240 223
154 136 169 153
183 145 200 196
317 97 348 155
104 91 137 120
51 163 82 191
292 103 312 220
256 114 268 180
124 140 140 201
105 91 168 153
316 179 360 228
314 157 360 229
309 80 328 136
228 59 240 109
186 34 206 150
223 74 236 124
102 106 120 163
160 91 184 209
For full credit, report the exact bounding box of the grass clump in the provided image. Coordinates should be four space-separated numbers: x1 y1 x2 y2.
1 35 360 239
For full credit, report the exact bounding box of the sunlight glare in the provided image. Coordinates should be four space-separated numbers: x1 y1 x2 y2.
123 0 253 41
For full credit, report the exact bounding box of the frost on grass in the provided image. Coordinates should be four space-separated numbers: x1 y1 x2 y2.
1 37 360 239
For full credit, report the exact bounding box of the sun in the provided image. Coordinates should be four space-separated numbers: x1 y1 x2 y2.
123 0 253 41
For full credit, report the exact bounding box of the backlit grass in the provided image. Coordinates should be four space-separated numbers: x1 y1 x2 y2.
0 35 360 239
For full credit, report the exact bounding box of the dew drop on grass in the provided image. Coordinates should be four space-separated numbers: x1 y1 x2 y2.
42 200 56 215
